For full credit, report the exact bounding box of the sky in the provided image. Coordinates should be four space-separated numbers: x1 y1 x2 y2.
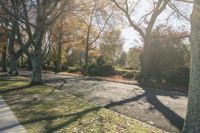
121 27 142 51
120 0 193 52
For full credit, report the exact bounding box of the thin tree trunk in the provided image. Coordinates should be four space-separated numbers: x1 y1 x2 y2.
55 15 64 73
31 49 42 85
84 44 89 75
55 41 62 72
182 1 200 132
8 55 19 75
2 45 7 72
20 55 24 68
84 11 92 75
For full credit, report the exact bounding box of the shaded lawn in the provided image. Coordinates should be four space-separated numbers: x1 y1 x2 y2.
0 75 166 133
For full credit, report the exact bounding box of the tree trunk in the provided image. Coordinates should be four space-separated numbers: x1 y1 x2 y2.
7 24 19 75
8 55 19 75
20 55 24 68
31 49 42 85
84 45 89 75
182 1 200 132
1 45 7 72
140 39 151 83
55 41 62 73
26 56 32 70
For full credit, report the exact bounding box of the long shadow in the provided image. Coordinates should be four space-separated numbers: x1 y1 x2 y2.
145 89 184 130
43 75 185 131
44 107 101 133
104 93 145 108
0 73 185 132
47 80 68 96
0 106 102 133
103 87 184 131
2 88 184 132
0 78 103 132
0 84 32 94
43 77 83 84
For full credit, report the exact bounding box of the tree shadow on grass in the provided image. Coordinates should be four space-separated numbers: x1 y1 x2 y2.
0 80 104 132
22 91 184 132
3 88 184 132
43 107 101 133
0 76 185 132
0 85 32 94
43 76 185 131
0 105 102 133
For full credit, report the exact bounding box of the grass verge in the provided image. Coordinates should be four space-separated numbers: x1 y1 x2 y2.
0 75 166 133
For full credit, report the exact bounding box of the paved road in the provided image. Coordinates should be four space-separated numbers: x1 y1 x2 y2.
40 72 188 133
0 97 27 133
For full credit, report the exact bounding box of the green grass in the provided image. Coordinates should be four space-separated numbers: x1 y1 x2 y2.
0 75 166 133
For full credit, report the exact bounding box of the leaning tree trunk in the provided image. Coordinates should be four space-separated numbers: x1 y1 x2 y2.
182 1 200 132
31 49 42 85
1 45 7 72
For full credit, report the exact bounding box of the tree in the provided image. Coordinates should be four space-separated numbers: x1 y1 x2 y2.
145 26 190 82
182 0 200 132
49 9 87 71
0 1 21 75
51 15 66 73
112 0 170 82
100 28 124 65
0 0 69 84
118 52 126 66
0 28 7 72
77 0 113 74
1 41 7 72
126 47 142 70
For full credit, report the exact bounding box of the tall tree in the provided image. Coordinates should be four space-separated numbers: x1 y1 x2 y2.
1 45 7 72
0 0 21 75
126 47 142 70
182 0 200 132
51 15 65 73
100 28 124 65
0 0 69 84
112 0 169 82
77 0 113 74
0 28 7 72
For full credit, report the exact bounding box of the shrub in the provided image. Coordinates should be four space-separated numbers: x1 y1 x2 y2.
67 67 81 73
96 56 105 66
122 71 140 79
88 64 115 76
87 64 96 73
164 68 189 86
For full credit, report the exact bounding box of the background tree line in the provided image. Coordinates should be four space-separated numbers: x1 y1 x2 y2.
2 0 200 132
0 0 191 86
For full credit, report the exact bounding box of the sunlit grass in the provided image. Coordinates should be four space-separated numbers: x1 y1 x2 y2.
0 75 166 133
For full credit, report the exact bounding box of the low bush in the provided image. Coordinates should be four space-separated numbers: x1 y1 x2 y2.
67 66 81 73
122 71 140 79
164 68 189 86
96 55 105 66
88 64 115 76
